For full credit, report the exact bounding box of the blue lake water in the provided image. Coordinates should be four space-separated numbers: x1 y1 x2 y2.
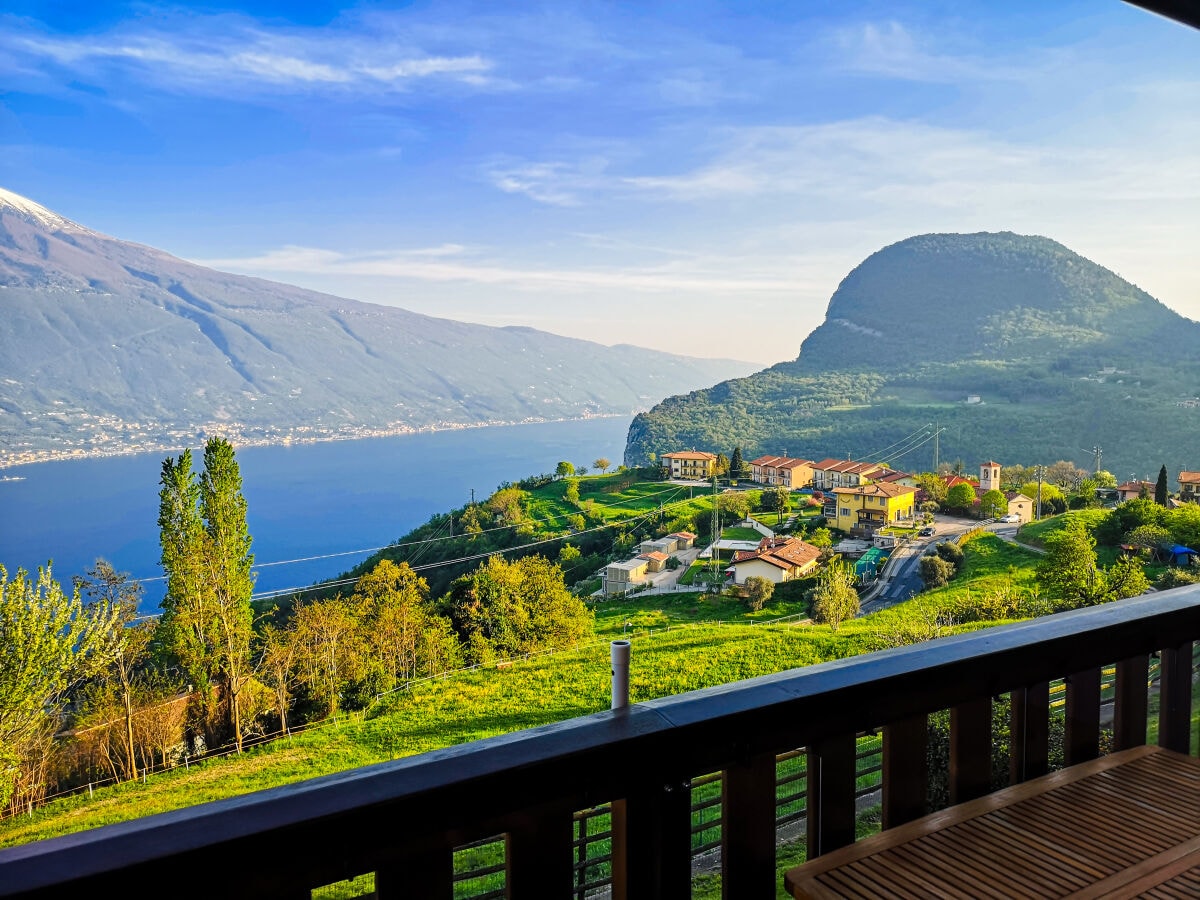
0 417 631 611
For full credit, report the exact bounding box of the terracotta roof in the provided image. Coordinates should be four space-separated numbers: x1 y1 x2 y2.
663 450 717 461
811 459 888 479
750 455 812 469
1117 481 1153 493
1179 471 1200 484
876 470 912 483
980 461 1002 468
1004 492 1033 502
831 482 917 499
943 475 978 488
667 531 697 540
730 536 821 571
638 551 669 561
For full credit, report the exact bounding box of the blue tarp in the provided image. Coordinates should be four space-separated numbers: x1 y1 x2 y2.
1167 545 1198 566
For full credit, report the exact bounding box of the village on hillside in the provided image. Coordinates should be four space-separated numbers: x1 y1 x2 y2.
601 449 1192 601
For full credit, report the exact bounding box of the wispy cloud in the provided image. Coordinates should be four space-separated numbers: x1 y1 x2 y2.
196 244 805 295
6 16 493 93
829 20 1047 83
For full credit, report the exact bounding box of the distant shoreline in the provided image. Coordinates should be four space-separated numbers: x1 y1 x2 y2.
0 413 632 471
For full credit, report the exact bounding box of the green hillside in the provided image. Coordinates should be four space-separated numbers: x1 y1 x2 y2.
625 233 1200 477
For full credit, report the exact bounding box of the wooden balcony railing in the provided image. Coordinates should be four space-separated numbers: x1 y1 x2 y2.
2 586 1199 899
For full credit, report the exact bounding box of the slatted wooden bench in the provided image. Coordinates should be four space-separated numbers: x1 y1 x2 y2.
786 745 1200 899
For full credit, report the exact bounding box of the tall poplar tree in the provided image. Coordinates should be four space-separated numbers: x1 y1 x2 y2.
157 438 255 753
1155 465 1169 507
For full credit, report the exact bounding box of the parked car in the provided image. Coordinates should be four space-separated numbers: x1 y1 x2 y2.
1000 513 1021 523
919 526 935 536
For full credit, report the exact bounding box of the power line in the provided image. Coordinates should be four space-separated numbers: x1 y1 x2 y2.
132 482 691 584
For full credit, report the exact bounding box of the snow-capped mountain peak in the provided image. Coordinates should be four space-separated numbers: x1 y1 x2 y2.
0 186 90 233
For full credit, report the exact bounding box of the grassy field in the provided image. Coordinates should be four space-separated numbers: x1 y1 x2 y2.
589 589 811 638
721 525 764 541
0 531 1045 853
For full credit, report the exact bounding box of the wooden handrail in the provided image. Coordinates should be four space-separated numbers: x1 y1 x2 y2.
3 586 1200 898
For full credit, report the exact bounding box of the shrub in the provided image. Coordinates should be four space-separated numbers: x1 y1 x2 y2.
664 555 682 571
743 576 774 612
919 556 955 588
935 542 964 565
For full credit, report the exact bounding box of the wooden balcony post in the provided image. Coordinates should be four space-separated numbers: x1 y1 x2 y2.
950 697 991 804
1159 642 1194 754
1010 682 1049 784
611 780 692 900
375 847 454 900
506 806 574 898
806 733 856 858
721 751 776 898
1065 667 1102 765
1113 655 1150 751
883 714 927 828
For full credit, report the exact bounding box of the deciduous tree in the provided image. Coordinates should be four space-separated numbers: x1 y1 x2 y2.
810 560 859 631
0 565 119 809
555 461 575 478
980 489 1007 519
945 483 976 512
75 561 151 781
593 458 611 474
743 576 774 611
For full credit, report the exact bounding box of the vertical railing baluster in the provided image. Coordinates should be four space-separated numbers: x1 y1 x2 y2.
376 845 454 899
721 750 776 898
1159 642 1194 754
1114 655 1150 750
1065 667 1102 765
506 806 574 897
611 780 692 900
883 714 927 828
1010 682 1049 784
950 698 991 804
806 733 856 858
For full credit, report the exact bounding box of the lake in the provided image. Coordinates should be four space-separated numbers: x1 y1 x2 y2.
0 417 631 611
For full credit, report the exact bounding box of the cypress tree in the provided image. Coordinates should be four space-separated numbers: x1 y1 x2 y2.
1156 465 1169 507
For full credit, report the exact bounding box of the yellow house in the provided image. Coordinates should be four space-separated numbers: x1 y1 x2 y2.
825 482 917 534
662 450 717 480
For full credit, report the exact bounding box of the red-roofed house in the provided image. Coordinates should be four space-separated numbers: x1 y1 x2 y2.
1117 481 1154 502
748 455 814 488
726 536 822 585
1179 471 1200 503
662 450 718 480
824 482 918 535
810 459 887 491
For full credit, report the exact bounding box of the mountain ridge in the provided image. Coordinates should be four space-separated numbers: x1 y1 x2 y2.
0 187 757 466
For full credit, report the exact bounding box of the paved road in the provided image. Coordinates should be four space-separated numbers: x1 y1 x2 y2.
861 516 1025 613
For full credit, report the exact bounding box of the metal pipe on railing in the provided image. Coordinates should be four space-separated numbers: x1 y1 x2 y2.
611 640 630 710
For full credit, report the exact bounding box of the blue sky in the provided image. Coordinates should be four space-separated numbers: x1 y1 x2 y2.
3 2 1198 363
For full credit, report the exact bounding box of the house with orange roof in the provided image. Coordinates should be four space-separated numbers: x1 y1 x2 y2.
1179 471 1200 503
809 459 887 491
748 454 814 488
1117 480 1154 502
824 482 917 535
725 536 822 585
662 450 718 480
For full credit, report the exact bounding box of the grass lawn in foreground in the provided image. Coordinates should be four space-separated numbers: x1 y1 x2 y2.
589 590 811 638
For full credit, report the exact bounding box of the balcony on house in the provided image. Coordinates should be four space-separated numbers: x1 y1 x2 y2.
2 587 1199 899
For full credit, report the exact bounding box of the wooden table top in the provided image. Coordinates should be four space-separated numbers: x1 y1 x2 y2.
785 745 1200 899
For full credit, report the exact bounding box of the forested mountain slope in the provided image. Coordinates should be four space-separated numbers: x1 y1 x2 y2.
0 187 755 463
625 233 1200 477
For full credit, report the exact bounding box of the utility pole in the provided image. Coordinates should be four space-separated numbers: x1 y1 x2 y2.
933 419 939 473
710 475 719 589
1083 446 1103 475
470 488 475 506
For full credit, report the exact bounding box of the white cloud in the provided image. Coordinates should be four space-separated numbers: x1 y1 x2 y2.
196 243 808 296
9 21 493 93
